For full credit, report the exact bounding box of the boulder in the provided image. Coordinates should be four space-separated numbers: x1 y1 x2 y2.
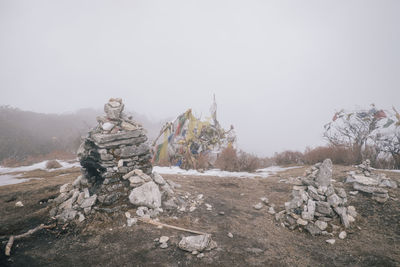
129 181 161 209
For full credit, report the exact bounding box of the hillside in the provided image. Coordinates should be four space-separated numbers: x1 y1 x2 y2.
0 106 165 162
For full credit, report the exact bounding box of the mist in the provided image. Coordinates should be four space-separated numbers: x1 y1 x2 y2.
1 0 399 156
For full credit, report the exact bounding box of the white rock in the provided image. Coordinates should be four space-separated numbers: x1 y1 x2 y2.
339 231 347 240
78 213 85 222
125 211 131 218
159 236 169 243
268 206 276 215
160 242 168 249
205 203 212 211
260 197 269 204
253 203 263 210
326 239 336 245
227 232 233 238
189 206 196 212
315 220 328 231
118 159 124 168
102 122 115 131
129 181 161 209
15 201 24 207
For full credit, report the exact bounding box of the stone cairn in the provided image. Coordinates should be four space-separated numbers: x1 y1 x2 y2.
275 159 357 236
50 98 177 223
346 159 397 203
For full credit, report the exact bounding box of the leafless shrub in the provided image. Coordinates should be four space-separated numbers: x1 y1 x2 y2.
46 160 62 169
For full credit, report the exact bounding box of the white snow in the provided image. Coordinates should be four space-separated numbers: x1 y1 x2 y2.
153 165 302 178
0 174 42 186
0 160 80 174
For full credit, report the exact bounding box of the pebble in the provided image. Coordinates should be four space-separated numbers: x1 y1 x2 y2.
339 231 347 240
268 206 276 215
197 253 204 258
15 201 24 207
326 239 336 245
227 232 233 238
260 197 269 204
160 243 168 249
253 203 263 210
205 203 213 211
159 236 169 243
219 211 225 215
192 251 199 255
189 206 196 212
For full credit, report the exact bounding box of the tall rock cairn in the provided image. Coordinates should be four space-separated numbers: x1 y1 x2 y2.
50 98 175 223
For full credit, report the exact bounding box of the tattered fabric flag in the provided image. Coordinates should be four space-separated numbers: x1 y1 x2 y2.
374 110 387 120
383 119 395 128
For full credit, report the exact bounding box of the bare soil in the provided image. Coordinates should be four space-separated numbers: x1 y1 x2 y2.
0 165 399 266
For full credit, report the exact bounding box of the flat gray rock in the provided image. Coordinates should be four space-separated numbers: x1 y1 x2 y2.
178 234 211 252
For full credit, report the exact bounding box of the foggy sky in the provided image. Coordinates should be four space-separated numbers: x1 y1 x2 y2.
1 1 399 156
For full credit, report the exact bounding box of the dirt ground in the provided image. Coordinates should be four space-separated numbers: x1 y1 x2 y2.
0 165 399 267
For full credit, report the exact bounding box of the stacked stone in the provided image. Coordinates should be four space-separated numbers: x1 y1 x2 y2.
275 159 357 236
346 159 397 203
50 98 176 223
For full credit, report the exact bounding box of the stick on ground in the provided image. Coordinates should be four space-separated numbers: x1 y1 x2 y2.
139 218 209 235
4 223 56 256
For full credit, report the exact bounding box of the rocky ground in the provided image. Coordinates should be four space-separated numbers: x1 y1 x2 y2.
0 165 399 266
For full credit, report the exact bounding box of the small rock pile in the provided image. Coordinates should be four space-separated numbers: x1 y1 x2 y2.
50 98 177 223
346 159 397 203
275 159 357 236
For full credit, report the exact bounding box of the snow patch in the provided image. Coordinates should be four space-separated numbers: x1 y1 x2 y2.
153 165 302 178
0 160 80 174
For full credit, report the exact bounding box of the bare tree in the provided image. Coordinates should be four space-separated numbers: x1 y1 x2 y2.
323 105 385 163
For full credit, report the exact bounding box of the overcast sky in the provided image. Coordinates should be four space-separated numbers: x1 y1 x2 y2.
1 1 399 156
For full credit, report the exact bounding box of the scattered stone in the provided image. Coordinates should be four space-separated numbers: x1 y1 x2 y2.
205 203 212 211
253 203 263 210
268 206 276 215
197 253 204 258
160 243 168 249
260 197 269 204
127 217 137 227
159 236 169 243
15 201 24 207
227 232 233 238
326 239 336 245
339 231 347 240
